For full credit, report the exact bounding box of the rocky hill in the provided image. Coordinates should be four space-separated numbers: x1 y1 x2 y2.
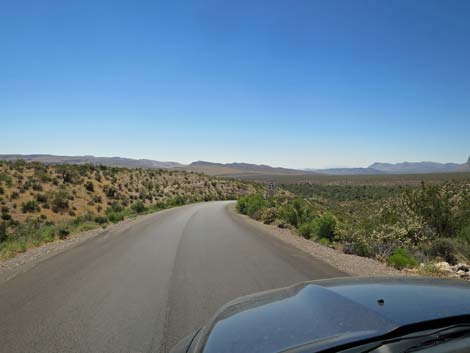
0 160 257 230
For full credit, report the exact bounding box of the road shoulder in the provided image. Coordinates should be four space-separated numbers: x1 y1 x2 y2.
0 205 189 284
227 203 405 277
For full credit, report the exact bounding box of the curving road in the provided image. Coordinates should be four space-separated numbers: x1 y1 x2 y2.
0 201 344 353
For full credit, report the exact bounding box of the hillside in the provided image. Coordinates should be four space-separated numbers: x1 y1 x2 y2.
0 160 258 258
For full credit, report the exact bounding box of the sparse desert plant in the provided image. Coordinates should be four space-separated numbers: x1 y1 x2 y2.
36 193 48 203
85 181 94 192
1 206 11 221
51 190 70 213
22 200 40 213
0 222 7 243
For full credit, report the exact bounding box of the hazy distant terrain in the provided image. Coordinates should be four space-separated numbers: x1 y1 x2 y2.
313 159 470 175
0 154 469 177
184 161 312 177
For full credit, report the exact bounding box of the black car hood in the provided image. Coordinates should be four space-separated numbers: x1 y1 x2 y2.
193 277 470 353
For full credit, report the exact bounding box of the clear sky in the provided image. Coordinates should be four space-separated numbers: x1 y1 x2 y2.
1 0 469 169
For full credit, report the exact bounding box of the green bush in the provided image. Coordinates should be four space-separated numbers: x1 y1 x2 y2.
318 237 331 246
278 204 299 227
106 211 124 223
237 194 267 218
312 213 336 240
131 200 146 214
298 222 313 239
387 248 418 269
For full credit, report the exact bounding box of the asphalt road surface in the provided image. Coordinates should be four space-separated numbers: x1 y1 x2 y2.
0 201 344 353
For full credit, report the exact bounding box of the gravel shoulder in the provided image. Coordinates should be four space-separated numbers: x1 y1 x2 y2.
0 208 176 284
228 204 407 277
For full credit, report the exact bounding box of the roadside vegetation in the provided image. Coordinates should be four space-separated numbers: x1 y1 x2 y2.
237 176 470 275
0 160 258 259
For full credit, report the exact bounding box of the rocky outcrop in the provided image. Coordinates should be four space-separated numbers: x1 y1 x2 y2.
434 262 470 279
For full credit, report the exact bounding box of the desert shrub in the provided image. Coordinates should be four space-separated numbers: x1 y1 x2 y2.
404 182 465 238
131 200 146 213
458 224 470 244
108 201 123 213
103 185 117 198
424 238 457 264
277 204 299 227
1 212 11 221
94 216 108 224
0 186 4 194
85 181 94 192
298 222 312 238
22 200 40 213
56 225 70 239
32 183 43 191
318 237 331 246
36 193 48 203
51 190 69 212
57 166 80 184
106 212 124 223
313 213 336 240
237 194 267 218
387 248 418 269
11 191 19 200
0 222 6 243
258 207 276 224
343 241 373 257
1 206 11 221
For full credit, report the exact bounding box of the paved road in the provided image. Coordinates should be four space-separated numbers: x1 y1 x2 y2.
0 201 344 353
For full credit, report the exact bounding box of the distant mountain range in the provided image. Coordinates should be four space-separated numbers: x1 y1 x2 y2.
314 159 470 175
0 154 469 176
186 161 309 176
0 154 184 169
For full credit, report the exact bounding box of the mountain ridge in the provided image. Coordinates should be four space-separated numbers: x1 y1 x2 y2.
0 154 469 176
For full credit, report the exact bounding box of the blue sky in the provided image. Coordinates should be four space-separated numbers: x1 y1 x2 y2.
1 0 469 168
